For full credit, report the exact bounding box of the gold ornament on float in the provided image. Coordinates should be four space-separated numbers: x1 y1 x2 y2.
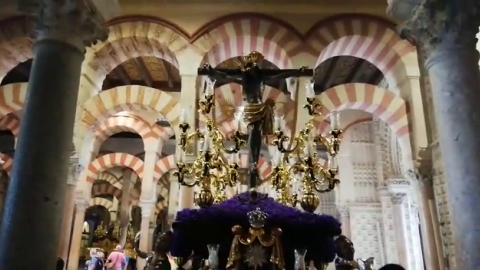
174 77 246 207
269 80 342 213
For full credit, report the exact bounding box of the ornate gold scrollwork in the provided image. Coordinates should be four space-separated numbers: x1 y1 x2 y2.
270 81 342 212
173 78 247 207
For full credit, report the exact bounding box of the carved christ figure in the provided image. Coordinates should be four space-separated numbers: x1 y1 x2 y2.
199 51 313 188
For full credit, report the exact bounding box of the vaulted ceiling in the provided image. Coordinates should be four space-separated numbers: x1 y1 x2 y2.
102 57 181 91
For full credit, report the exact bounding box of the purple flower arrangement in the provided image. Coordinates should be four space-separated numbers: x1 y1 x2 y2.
171 191 342 267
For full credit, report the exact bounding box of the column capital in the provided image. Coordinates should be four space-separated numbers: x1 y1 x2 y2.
385 178 411 192
18 0 112 51
390 192 407 205
139 201 156 218
74 200 89 212
395 0 480 55
67 158 83 186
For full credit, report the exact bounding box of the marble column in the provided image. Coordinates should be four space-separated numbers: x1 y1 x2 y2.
409 170 441 270
177 74 198 210
390 193 409 268
0 2 108 268
390 2 480 268
137 202 155 270
67 201 89 270
57 159 82 265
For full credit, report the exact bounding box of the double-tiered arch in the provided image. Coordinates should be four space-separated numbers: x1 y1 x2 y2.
315 83 412 166
86 153 145 183
307 15 418 91
194 15 303 69
80 85 182 131
81 19 189 94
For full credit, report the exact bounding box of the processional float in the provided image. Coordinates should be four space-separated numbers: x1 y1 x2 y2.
134 51 376 270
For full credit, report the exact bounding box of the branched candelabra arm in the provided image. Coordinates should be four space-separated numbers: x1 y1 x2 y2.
212 128 246 154
198 94 215 115
303 97 322 116
225 130 247 154
173 162 198 187
271 129 303 154
312 168 340 193
179 122 203 152
271 164 298 206
221 162 240 187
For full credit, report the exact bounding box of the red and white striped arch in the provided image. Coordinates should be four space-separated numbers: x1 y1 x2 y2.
195 17 301 69
147 125 175 148
0 153 12 176
82 20 189 93
0 113 20 141
81 85 182 132
91 181 140 202
86 153 145 183
0 18 34 82
309 16 417 90
0 83 27 116
316 83 411 160
214 83 295 137
155 155 176 179
96 172 122 189
88 197 114 211
91 116 153 158
91 182 122 200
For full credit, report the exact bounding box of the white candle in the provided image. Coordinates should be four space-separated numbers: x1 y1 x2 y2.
231 153 239 163
180 109 188 123
330 111 340 129
178 151 186 162
328 155 338 170
305 80 315 98
235 107 244 130
203 132 211 151
274 115 284 130
205 78 216 95
308 140 317 156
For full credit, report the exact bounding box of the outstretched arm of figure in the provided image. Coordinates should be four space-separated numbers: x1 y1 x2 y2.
264 66 309 83
202 64 242 84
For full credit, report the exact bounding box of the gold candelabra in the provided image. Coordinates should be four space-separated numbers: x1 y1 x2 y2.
173 78 246 208
270 80 342 213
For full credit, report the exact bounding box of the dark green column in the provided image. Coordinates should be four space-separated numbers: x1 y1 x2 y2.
0 1 108 268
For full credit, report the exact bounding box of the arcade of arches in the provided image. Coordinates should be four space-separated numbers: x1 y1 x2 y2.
0 1 479 270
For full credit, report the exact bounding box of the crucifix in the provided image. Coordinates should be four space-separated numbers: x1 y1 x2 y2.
198 51 314 188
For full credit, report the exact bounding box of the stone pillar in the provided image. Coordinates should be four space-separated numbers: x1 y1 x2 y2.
167 173 180 218
390 193 409 268
337 205 351 238
0 2 108 269
177 74 198 210
390 2 480 268
67 201 89 270
57 158 82 265
137 202 155 270
408 169 441 270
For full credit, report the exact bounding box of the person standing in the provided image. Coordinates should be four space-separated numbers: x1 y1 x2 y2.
89 249 105 270
107 245 127 270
